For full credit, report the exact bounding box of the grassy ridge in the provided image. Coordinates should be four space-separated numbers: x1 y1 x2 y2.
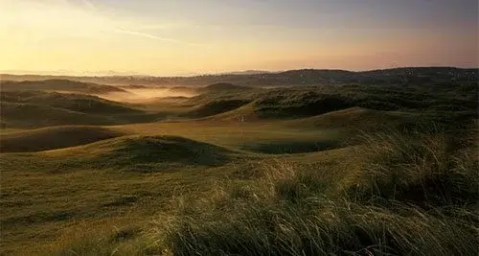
0 126 123 152
181 82 477 121
0 91 163 128
0 79 128 94
1 91 140 115
45 135 238 170
2 81 476 127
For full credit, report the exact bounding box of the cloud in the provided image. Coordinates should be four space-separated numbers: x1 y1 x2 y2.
79 0 97 11
112 28 197 45
0 0 200 47
75 0 199 45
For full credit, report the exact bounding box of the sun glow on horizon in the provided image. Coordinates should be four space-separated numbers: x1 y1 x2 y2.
1 0 477 76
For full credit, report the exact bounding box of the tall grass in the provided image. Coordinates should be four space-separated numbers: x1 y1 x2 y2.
157 200 476 256
42 220 159 256
47 127 478 255
347 128 478 206
149 127 478 256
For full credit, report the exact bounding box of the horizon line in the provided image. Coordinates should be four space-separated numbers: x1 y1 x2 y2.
1 66 478 78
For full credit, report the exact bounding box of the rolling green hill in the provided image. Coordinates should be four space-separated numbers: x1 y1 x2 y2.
1 90 140 114
186 82 477 122
284 107 419 130
0 79 127 94
200 83 253 92
1 80 475 130
0 91 162 128
31 135 239 171
0 73 477 256
0 126 123 152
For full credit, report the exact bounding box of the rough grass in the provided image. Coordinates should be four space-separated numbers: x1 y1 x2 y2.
147 138 478 255
42 221 156 256
240 140 340 154
346 127 479 207
1 81 478 255
43 126 478 256
37 135 238 171
160 201 476 256
153 124 479 255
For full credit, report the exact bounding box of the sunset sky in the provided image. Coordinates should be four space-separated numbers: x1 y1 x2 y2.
1 0 478 76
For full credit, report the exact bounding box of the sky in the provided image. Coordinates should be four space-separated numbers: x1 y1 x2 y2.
0 0 478 76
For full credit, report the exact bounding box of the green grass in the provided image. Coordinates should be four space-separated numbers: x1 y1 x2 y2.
47 135 239 171
0 81 477 255
26 124 477 256
0 79 128 94
0 91 162 128
240 139 340 154
2 124 476 255
0 126 124 152
346 127 478 206
143 125 479 256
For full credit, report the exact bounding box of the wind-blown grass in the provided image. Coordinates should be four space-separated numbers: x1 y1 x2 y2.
33 126 479 255
347 127 478 207
147 126 478 256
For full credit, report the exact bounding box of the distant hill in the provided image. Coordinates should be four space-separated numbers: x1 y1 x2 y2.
1 91 140 115
185 81 477 121
222 70 271 75
0 79 127 94
201 83 253 92
0 91 160 128
2 67 477 87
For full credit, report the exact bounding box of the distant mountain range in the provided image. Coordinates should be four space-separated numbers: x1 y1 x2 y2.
1 67 477 87
222 70 271 75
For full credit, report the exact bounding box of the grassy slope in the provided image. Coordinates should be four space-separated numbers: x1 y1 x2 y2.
0 81 477 255
0 79 127 94
0 119 346 255
0 91 163 128
112 120 343 154
41 135 240 170
2 118 477 255
0 126 124 152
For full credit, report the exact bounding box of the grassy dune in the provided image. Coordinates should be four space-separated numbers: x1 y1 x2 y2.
0 79 128 94
11 124 474 256
1 91 163 128
0 77 477 255
0 126 123 152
